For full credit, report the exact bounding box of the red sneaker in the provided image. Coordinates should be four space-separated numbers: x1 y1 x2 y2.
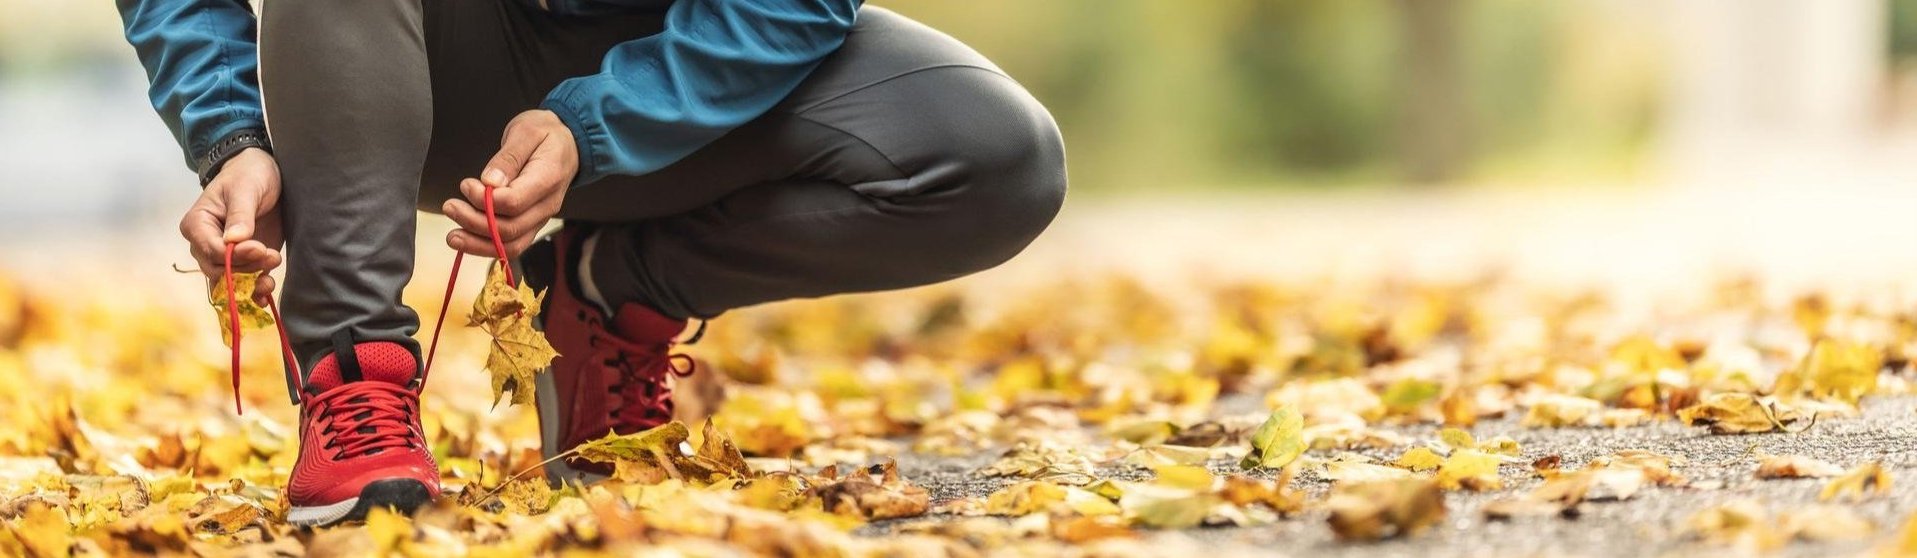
285 341 439 526
527 231 695 482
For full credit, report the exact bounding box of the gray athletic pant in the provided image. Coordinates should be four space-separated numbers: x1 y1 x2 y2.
261 0 1067 369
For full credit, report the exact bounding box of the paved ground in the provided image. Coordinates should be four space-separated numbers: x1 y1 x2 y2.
882 396 1917 558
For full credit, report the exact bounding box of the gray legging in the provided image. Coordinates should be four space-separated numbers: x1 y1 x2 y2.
259 0 1067 369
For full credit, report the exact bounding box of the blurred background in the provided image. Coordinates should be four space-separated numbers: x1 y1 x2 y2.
0 0 1914 293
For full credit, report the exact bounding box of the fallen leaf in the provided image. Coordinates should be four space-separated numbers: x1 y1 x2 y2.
1821 461 1892 502
1676 393 1801 434
1325 479 1445 541
811 460 930 520
1239 407 1305 470
1395 447 1444 471
1755 454 1844 479
1436 449 1501 491
5 500 69 558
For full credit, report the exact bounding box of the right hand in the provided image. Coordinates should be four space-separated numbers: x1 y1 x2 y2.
180 147 284 305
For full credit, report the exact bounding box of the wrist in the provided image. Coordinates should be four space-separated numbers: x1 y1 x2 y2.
198 130 273 186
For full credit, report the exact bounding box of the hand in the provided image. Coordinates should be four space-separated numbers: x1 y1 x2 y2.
180 147 283 305
444 109 577 258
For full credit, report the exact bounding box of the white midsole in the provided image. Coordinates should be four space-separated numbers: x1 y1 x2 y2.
286 498 359 527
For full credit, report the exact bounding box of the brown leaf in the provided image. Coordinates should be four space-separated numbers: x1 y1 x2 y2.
1755 454 1845 479
1326 478 1446 541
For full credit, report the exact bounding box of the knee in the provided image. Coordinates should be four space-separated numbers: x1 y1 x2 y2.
921 85 1068 276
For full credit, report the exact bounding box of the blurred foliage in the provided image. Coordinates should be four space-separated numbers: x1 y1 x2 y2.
1893 0 1917 59
10 0 1672 191
884 0 1665 190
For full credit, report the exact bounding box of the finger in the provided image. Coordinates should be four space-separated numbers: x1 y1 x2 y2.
446 229 501 258
456 178 506 217
180 205 227 273
252 274 277 306
223 185 259 243
442 197 494 238
229 240 282 273
494 213 551 248
483 126 543 190
453 180 544 241
444 197 543 253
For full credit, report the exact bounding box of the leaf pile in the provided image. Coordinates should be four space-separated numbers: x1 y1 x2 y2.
5 260 1917 555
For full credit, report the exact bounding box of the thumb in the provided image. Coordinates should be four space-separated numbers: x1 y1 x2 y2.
483 122 544 189
223 186 258 243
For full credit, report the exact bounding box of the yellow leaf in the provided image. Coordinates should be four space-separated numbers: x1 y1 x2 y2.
1436 449 1501 491
1121 444 1210 468
207 271 273 347
6 500 70 558
1793 339 1883 404
1239 407 1305 470
1521 394 1603 428
1677 393 1800 434
1686 499 1783 551
1324 461 1414 483
984 481 1117 517
1437 428 1476 451
364 506 411 554
1820 461 1892 502
1380 378 1441 414
497 478 553 515
468 262 558 406
1152 465 1214 491
1121 483 1217 529
1395 447 1444 471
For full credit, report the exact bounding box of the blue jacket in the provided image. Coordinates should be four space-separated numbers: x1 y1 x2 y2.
117 0 860 185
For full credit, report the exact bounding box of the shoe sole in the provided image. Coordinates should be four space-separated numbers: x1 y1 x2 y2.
536 370 608 487
286 478 434 528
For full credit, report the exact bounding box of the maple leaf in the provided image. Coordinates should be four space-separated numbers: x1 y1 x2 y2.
1239 407 1304 470
206 271 273 347
809 460 930 520
467 262 558 406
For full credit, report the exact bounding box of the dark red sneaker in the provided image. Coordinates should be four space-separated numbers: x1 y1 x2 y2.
285 341 439 526
526 231 695 483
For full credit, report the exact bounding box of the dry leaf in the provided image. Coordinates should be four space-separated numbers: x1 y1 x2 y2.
1820 461 1892 502
1325 479 1445 541
207 271 273 347
1676 393 1800 434
1754 454 1844 479
468 262 559 406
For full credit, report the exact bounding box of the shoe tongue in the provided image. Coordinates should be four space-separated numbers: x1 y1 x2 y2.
609 303 686 342
305 341 419 392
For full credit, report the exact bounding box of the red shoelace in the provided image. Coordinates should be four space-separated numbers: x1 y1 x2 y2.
308 381 422 459
589 323 697 426
225 185 511 414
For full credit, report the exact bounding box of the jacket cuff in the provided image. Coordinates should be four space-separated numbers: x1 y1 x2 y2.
195 127 273 186
540 86 604 187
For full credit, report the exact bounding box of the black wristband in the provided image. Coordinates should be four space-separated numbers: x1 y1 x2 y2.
197 130 273 186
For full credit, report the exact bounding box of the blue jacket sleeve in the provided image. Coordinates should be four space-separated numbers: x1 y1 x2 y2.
117 0 265 172
540 0 861 185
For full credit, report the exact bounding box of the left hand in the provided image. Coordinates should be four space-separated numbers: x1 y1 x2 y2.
444 109 578 258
